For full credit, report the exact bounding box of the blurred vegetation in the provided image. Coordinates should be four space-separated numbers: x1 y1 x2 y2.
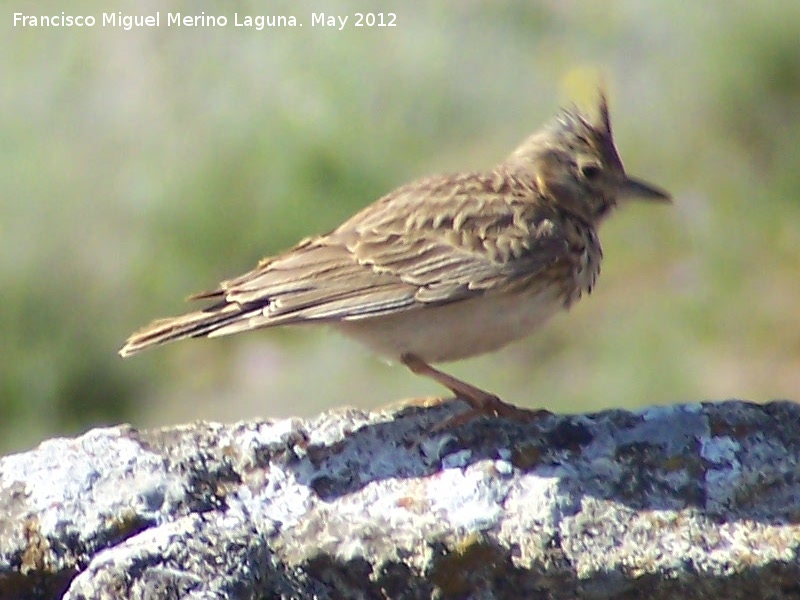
2 1 799 454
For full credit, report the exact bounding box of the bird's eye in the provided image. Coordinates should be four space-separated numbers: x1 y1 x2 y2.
580 164 602 181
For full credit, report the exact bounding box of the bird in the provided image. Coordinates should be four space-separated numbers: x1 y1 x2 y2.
120 93 670 424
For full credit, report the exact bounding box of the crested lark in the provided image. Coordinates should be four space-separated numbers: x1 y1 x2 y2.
121 94 670 422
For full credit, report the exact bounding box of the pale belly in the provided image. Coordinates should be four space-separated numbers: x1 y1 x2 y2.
334 284 569 364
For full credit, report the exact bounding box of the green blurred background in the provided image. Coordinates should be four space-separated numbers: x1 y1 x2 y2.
3 1 799 454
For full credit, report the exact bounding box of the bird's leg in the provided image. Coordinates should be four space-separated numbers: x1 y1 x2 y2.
400 353 552 427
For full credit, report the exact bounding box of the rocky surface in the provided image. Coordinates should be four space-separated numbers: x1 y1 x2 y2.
1 399 798 599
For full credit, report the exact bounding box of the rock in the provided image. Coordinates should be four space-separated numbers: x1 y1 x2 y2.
1 400 798 599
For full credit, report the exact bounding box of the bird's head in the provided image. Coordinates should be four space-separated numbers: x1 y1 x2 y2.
505 93 670 224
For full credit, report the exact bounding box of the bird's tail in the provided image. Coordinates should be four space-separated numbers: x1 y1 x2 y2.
119 301 262 357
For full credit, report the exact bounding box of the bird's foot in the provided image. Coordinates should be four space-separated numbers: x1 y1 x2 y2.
400 353 552 431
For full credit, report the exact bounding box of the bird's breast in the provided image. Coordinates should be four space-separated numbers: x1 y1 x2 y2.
334 280 569 364
581 230 602 288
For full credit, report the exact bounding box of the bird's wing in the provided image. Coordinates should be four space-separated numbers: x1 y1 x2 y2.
120 173 574 355
212 173 574 325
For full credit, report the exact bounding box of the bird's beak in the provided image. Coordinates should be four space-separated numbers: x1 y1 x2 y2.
619 176 671 202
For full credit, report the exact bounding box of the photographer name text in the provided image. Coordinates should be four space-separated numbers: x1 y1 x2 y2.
13 11 398 31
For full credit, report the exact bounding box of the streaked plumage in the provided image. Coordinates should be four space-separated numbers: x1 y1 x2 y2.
121 94 670 421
